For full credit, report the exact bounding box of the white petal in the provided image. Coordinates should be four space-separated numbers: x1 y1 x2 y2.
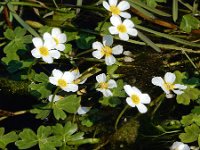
123 19 134 28
103 1 110 11
119 33 129 41
102 89 113 97
131 86 142 95
173 90 184 95
112 45 123 55
52 28 61 36
43 32 52 40
44 38 56 49
92 41 103 50
42 56 53 63
110 16 122 26
140 94 151 104
103 35 113 46
118 1 130 11
62 71 75 83
151 77 164 87
52 69 63 78
105 55 116 65
108 79 117 88
31 48 41 58
63 84 78 92
174 84 187 90
109 0 117 6
96 73 106 83
32 37 43 48
124 85 134 96
57 34 67 43
120 12 131 18
49 77 58 85
164 72 176 84
77 106 91 115
71 68 80 79
56 44 65 51
109 26 119 34
126 97 135 107
48 95 61 102
136 103 147 113
127 28 138 36
166 93 174 99
92 50 104 59
49 50 61 59
162 87 171 94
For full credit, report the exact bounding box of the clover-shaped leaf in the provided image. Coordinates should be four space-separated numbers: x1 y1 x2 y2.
0 128 18 149
99 97 121 107
30 103 51 120
179 124 200 143
181 114 200 126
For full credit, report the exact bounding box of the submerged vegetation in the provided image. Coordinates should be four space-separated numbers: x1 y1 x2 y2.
0 0 200 149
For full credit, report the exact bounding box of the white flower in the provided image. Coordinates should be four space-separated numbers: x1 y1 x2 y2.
109 16 138 41
77 106 91 115
48 94 64 102
103 0 131 18
49 69 78 92
71 68 87 84
43 28 67 51
92 35 123 65
96 73 117 97
170 141 190 150
31 37 60 63
124 85 151 113
151 72 187 96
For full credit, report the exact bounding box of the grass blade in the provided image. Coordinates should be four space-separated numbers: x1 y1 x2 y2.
137 31 161 52
173 0 178 22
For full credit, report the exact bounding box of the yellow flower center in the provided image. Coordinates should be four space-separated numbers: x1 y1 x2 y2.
58 79 67 88
110 5 120 15
100 82 108 89
101 46 112 56
39 46 49 56
131 94 140 104
117 24 127 33
53 37 59 45
163 82 174 91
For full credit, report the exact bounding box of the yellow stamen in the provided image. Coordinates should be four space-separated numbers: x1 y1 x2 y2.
53 37 59 45
117 24 127 33
39 46 49 56
163 82 174 91
110 5 120 15
131 94 140 104
100 82 108 89
101 46 112 56
58 79 67 88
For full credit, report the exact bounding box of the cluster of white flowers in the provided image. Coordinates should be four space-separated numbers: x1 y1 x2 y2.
31 28 67 63
103 0 138 41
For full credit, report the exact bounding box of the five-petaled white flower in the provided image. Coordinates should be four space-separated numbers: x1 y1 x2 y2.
48 94 63 102
96 73 117 97
43 28 67 51
170 141 190 150
124 85 151 113
92 35 123 65
31 37 60 63
109 16 138 41
108 16 138 41
151 72 187 97
49 69 78 92
103 0 131 18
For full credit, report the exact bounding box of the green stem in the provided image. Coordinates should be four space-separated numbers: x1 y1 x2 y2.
76 49 94 57
27 58 37 81
115 105 129 130
51 87 60 108
52 0 58 8
0 110 28 121
98 15 110 33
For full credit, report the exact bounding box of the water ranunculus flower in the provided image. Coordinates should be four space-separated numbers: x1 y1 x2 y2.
31 37 60 63
151 72 187 97
170 141 190 150
92 35 123 65
103 0 131 18
96 73 117 97
49 69 78 92
109 16 138 41
124 85 151 113
43 28 67 51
